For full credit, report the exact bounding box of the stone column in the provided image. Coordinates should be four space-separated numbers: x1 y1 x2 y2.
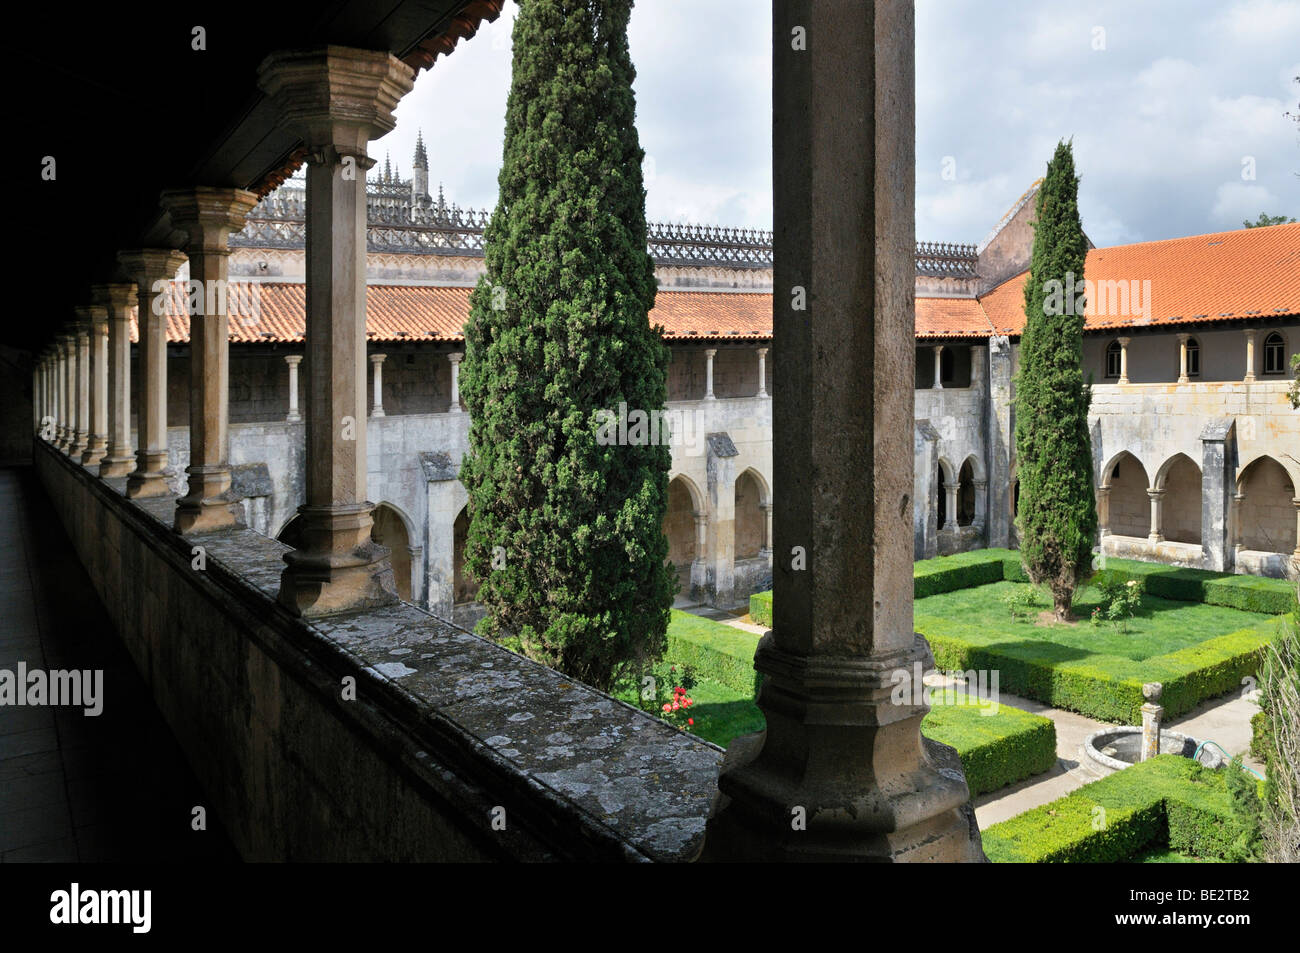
932 344 944 389
972 478 988 530
704 348 717 400
258 46 413 617
1177 333 1190 384
63 334 78 453
96 283 137 478
81 303 110 466
703 433 737 608
1243 329 1257 383
161 188 259 534
756 347 768 398
702 0 980 862
55 337 71 450
448 352 463 411
984 337 1013 550
1117 336 1131 384
1292 498 1300 558
285 354 303 422
759 502 773 557
692 511 708 600
944 480 959 528
1232 491 1246 554
1097 485 1111 538
119 249 188 498
1139 683 1163 763
1147 488 1165 543
69 318 91 458
1199 419 1236 572
369 353 386 417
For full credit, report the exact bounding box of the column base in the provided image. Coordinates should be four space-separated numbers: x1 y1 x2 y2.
81 437 108 467
698 634 986 862
1148 534 1164 543
286 412 301 423
370 408 385 418
172 464 243 534
99 452 135 479
277 503 400 618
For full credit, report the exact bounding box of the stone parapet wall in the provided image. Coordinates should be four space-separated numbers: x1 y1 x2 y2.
33 438 720 861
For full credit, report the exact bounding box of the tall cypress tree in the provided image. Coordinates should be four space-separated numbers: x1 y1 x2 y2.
458 0 673 692
1014 140 1097 621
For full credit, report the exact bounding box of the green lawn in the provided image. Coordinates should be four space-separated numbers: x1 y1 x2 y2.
916 579 1273 661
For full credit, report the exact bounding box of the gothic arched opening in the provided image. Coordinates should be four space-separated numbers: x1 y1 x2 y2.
371 503 412 601
1238 456 1296 553
1157 454 1202 545
1103 452 1150 538
735 470 765 559
957 459 976 527
453 506 480 605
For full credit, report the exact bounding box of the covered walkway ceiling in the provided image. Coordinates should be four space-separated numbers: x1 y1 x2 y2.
12 0 501 351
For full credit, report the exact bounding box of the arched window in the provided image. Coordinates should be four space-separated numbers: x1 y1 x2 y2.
1185 337 1200 378
1105 340 1122 378
1263 332 1286 374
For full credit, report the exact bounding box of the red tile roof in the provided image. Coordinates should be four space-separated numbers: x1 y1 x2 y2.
140 285 776 344
133 223 1299 345
915 297 993 339
979 222 1300 335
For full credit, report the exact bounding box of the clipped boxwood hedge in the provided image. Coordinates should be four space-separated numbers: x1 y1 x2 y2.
1094 558 1297 615
983 755 1238 863
666 610 762 695
919 615 1276 723
749 590 772 627
921 695 1057 796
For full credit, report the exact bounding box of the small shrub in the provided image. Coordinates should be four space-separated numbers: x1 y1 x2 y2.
1093 576 1144 633
1002 584 1040 621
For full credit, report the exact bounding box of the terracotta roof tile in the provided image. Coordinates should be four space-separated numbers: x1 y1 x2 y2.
142 285 775 344
914 297 993 339
979 222 1300 335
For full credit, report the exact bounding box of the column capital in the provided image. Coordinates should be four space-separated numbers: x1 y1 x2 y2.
71 306 104 332
369 352 387 364
447 351 464 365
284 354 304 366
91 282 139 313
1176 332 1191 344
1117 335 1131 346
257 46 414 153
756 346 769 357
160 188 259 253
704 347 718 357
117 248 188 286
1147 487 1166 500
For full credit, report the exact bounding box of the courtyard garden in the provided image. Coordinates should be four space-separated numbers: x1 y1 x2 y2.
670 548 1297 862
615 606 1058 798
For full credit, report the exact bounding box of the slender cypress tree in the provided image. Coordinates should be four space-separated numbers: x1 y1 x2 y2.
458 0 674 691
1014 140 1097 621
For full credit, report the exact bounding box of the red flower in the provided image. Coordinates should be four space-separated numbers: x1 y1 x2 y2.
662 703 671 712
687 718 694 725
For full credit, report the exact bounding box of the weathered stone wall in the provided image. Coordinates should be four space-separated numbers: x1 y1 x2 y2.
33 438 721 862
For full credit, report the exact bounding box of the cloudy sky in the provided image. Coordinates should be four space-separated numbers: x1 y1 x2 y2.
371 0 1300 248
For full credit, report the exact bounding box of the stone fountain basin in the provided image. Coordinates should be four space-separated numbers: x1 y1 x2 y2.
1083 726 1225 774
